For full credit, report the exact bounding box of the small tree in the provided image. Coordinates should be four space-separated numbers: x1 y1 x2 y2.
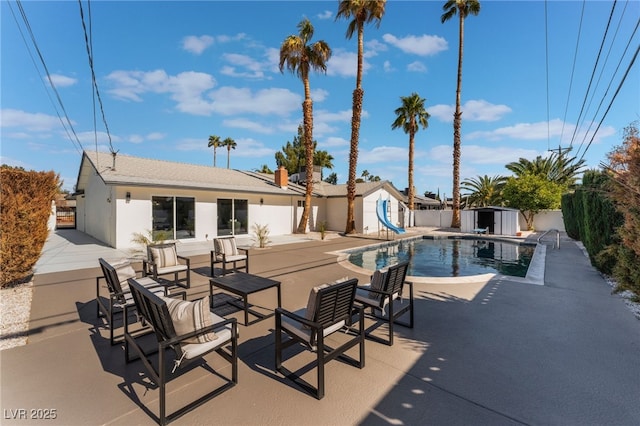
502 173 563 230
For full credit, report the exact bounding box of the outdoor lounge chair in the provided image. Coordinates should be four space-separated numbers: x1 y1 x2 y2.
354 261 414 346
210 236 249 277
144 242 191 289
96 258 184 346
275 278 365 400
125 277 238 426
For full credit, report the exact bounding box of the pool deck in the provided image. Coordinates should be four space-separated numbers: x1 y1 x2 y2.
1 228 639 425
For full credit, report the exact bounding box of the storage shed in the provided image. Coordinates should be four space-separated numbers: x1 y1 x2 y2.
461 207 521 236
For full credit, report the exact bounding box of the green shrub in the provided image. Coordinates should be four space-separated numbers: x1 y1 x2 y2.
1 166 60 287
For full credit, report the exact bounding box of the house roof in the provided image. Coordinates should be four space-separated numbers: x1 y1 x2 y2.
76 151 309 196
75 151 406 201
315 180 405 199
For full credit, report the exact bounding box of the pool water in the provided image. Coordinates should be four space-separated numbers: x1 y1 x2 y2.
348 237 535 278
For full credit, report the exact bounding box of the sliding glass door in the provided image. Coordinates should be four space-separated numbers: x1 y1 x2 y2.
152 196 195 240
217 198 248 236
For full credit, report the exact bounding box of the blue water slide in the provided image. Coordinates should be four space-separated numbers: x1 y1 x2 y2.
376 199 406 234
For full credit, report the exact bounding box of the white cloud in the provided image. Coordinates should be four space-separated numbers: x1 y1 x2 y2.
209 87 301 116
146 132 165 140
319 136 349 148
317 10 332 20
106 69 217 115
383 60 395 72
467 119 565 141
182 35 214 55
128 132 165 143
312 88 329 102
48 74 77 87
221 53 268 79
429 99 512 122
0 109 64 131
382 34 448 56
407 61 427 73
359 146 407 164
223 117 274 134
365 39 388 57
327 50 369 78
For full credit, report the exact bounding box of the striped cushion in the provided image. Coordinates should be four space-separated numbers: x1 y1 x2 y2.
164 296 217 344
111 259 137 292
218 238 238 256
150 246 178 268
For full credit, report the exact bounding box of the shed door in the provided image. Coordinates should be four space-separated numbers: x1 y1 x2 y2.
477 211 494 234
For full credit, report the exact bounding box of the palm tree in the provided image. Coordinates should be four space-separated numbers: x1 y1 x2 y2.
441 0 481 228
207 135 221 167
336 0 386 234
461 174 506 207
280 18 331 234
505 152 585 188
313 150 334 179
391 92 430 212
222 137 236 169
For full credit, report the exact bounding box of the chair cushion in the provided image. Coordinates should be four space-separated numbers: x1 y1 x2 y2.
163 296 218 344
304 277 349 324
181 319 233 359
156 264 188 275
370 268 388 298
281 308 346 349
150 246 178 268
110 259 137 292
215 238 238 256
215 253 247 262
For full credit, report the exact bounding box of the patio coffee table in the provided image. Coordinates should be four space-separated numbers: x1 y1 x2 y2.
209 272 281 326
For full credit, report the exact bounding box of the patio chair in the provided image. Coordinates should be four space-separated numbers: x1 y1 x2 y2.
96 258 184 346
210 236 249 277
275 278 365 400
125 277 238 426
144 242 191 289
354 261 414 346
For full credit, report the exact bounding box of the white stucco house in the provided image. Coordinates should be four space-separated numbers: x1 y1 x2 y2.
74 151 406 249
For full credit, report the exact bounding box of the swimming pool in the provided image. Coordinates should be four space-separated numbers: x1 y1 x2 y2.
347 237 536 278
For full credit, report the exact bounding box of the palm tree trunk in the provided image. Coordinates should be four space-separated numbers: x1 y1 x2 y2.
346 87 363 234
450 11 465 229
408 130 415 211
345 24 366 234
297 97 314 234
214 148 217 167
227 147 231 169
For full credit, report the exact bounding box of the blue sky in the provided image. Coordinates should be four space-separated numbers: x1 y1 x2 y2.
2 1 638 197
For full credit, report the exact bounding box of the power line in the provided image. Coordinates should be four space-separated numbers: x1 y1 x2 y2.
579 41 640 162
78 0 116 155
575 2 638 159
559 0 586 146
9 0 85 155
568 0 618 148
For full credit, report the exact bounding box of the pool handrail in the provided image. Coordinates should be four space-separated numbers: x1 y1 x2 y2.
537 229 560 249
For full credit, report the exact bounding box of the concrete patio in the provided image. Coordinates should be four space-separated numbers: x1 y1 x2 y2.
1 229 639 425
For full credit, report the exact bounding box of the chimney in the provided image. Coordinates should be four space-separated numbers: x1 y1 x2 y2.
275 166 288 189
111 151 117 170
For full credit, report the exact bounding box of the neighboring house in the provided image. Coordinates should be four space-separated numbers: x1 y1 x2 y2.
75 151 406 249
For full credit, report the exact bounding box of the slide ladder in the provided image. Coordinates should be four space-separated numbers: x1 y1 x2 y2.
376 199 405 234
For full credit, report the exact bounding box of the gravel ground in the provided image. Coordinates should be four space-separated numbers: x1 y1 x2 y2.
0 282 33 351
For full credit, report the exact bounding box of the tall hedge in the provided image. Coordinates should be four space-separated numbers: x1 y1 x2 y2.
0 166 60 287
561 170 622 273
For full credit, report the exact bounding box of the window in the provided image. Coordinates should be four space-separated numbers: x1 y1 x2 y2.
152 196 195 240
217 198 248 236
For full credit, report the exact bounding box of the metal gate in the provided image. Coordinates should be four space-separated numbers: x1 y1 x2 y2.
56 207 76 229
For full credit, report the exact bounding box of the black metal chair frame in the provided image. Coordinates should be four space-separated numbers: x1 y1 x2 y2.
355 261 414 346
275 278 365 400
144 242 191 289
96 258 179 345
210 236 249 277
125 278 238 426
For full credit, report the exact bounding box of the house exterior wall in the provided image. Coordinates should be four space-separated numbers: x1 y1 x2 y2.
105 186 304 249
81 168 114 246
